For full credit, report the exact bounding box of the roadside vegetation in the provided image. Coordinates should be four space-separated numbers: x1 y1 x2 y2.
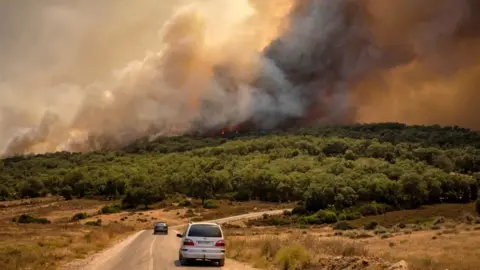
0 221 133 270
0 198 135 270
225 206 480 270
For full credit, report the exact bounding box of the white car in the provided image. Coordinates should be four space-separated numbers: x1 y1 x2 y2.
177 222 226 266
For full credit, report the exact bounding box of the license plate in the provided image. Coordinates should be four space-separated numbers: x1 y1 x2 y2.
198 241 212 244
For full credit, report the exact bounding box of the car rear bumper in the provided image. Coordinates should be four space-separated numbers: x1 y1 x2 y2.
180 250 225 260
154 229 168 233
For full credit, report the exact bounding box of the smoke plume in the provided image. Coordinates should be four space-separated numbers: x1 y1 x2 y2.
0 0 479 156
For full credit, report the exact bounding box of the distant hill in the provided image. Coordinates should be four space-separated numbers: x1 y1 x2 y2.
124 122 480 154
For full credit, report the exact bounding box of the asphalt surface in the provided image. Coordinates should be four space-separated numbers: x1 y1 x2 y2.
80 209 288 270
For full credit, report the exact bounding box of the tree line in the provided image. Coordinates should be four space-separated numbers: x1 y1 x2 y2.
0 123 479 215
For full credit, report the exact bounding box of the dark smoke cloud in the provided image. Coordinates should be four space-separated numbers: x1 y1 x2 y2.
263 0 480 128
1 0 479 156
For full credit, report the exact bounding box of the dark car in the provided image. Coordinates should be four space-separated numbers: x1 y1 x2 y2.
153 222 168 234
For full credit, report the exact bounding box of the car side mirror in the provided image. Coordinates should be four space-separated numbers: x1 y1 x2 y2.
176 233 182 238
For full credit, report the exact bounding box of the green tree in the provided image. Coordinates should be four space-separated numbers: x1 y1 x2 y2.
19 178 45 198
0 184 13 201
59 186 73 200
304 178 336 212
122 186 164 209
399 173 428 208
322 140 349 156
103 177 127 199
191 177 214 205
476 191 480 216
334 187 358 209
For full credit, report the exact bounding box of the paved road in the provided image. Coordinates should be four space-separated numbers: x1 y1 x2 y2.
78 209 288 270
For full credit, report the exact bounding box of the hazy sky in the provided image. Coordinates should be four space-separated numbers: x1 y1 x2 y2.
0 0 479 156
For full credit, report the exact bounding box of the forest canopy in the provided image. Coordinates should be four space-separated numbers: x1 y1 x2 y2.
1 123 479 215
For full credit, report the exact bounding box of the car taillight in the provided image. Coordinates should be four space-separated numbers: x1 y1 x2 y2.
215 240 225 247
183 239 195 246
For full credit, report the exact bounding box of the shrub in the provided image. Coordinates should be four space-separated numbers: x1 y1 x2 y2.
275 243 311 270
157 200 170 208
338 211 362 221
203 200 218 209
374 226 388 235
412 224 424 231
344 150 357 160
345 231 373 239
260 237 283 259
360 202 387 216
433 216 445 225
333 221 355 231
101 204 122 214
315 210 337 224
391 224 402 233
462 213 475 224
71 212 88 221
476 192 480 215
12 214 51 224
291 205 307 215
179 200 193 207
248 215 292 226
364 221 378 230
85 219 102 226
298 210 338 225
185 209 195 217
59 186 73 200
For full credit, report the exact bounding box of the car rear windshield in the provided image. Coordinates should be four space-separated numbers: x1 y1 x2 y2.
187 224 222 237
155 223 166 226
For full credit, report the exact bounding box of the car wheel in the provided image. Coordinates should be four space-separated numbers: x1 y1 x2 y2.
179 255 188 266
218 259 225 267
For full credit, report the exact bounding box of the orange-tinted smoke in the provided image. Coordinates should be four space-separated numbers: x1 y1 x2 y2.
2 0 480 157
348 0 480 129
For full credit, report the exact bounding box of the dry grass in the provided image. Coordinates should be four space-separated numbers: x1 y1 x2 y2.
0 197 148 269
368 227 480 270
226 221 480 270
224 203 480 269
226 232 378 269
0 221 134 270
221 203 480 269
0 197 109 223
